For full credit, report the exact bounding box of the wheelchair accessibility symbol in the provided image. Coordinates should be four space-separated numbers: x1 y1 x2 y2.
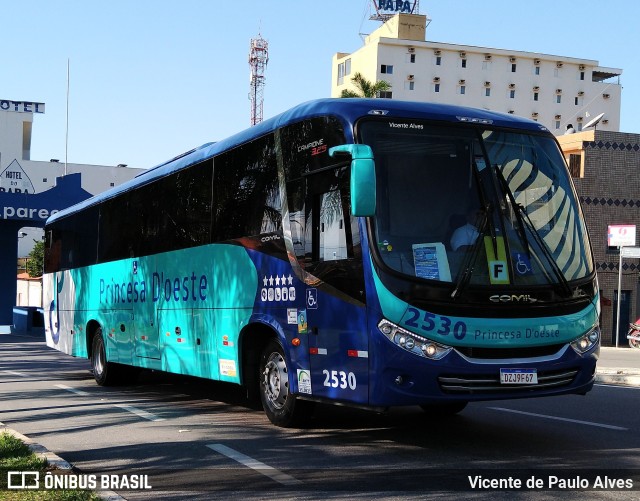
306 288 318 309
513 253 533 276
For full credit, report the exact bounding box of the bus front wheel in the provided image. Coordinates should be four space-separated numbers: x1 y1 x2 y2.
259 339 313 427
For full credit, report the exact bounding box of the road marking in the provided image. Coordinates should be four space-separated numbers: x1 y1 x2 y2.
489 407 628 431
54 384 91 396
114 404 165 422
207 443 302 486
595 383 640 390
3 370 27 377
54 384 164 421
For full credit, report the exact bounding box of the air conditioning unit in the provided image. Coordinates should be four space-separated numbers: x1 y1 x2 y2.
534 59 541 65
408 47 415 53
555 115 562 120
484 81 491 87
556 62 564 68
458 79 466 85
576 116 583 122
579 64 586 70
533 86 540 91
532 112 539 118
556 88 563 94
578 91 585 96
459 52 466 58
508 110 515 114
508 83 516 89
509 57 517 63
407 75 414 81
433 77 440 82
434 49 441 55
602 119 609 124
484 54 492 60
603 93 611 99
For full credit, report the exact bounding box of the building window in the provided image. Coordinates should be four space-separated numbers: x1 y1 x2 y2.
534 66 540 75
460 85 466 95
568 154 581 177
110 182 115 187
485 88 491 97
434 83 440 93
378 91 393 99
435 56 441 66
43 178 47 182
534 92 539 101
555 120 561 130
405 81 415 91
410 53 416 63
510 89 516 99
554 68 561 78
575 96 579 105
381 64 393 74
337 61 347 85
482 61 491 70
580 71 585 81
345 58 351 76
557 95 562 104
461 59 467 68
511 63 517 72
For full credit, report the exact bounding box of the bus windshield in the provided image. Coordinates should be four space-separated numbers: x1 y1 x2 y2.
358 119 593 288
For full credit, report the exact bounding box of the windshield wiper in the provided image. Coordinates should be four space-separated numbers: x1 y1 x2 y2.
451 204 490 299
493 166 573 297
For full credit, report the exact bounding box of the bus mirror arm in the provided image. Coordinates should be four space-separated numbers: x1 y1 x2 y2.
329 144 376 217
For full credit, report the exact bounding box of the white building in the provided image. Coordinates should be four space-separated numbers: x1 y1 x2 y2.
332 14 622 134
0 99 145 256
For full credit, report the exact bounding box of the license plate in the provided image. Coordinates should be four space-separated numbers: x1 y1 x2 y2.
500 368 538 385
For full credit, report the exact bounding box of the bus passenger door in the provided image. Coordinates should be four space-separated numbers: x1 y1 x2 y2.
302 189 369 405
134 257 161 360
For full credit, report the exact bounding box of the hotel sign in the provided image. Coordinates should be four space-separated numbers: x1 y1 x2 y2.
0 100 45 114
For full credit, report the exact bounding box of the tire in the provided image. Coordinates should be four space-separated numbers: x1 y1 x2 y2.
259 339 314 427
630 337 640 349
91 329 121 386
420 401 468 417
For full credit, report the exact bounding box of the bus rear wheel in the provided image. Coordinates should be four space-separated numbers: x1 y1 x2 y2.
91 330 126 386
259 339 313 427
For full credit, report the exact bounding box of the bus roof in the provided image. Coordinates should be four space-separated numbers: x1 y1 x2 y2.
47 98 548 224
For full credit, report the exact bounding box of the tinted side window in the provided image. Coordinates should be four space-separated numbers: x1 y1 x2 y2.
212 134 280 242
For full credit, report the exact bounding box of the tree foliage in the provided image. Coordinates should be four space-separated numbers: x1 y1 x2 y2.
340 72 392 98
26 241 44 278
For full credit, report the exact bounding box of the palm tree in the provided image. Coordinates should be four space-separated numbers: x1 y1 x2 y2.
340 72 391 98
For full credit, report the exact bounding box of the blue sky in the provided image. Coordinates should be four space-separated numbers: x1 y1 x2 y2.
4 0 639 170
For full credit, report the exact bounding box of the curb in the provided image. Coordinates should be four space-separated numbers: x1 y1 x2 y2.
1 422 124 501
596 369 640 387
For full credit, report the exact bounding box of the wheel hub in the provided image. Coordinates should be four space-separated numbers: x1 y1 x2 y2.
263 352 288 409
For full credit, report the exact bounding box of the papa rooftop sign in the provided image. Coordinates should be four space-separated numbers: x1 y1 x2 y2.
0 99 45 114
374 0 418 14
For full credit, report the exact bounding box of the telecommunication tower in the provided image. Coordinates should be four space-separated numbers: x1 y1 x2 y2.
249 35 269 126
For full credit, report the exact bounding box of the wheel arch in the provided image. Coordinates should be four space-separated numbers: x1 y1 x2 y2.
239 319 284 397
85 319 102 360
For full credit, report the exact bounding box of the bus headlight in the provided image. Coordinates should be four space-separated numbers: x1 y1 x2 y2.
378 319 452 360
570 326 600 355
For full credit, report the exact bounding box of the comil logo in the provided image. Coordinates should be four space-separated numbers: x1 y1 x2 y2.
8 471 39 489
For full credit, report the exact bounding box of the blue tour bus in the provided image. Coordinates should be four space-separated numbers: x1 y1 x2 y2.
44 98 600 427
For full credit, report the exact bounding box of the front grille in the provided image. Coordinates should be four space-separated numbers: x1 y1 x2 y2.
438 368 578 394
454 343 565 360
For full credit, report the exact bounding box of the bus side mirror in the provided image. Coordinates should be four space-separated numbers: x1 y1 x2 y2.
329 144 376 217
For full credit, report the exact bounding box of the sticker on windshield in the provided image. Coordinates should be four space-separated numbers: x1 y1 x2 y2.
512 252 533 276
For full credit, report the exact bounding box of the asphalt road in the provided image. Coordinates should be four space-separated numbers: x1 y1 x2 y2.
1 332 639 500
